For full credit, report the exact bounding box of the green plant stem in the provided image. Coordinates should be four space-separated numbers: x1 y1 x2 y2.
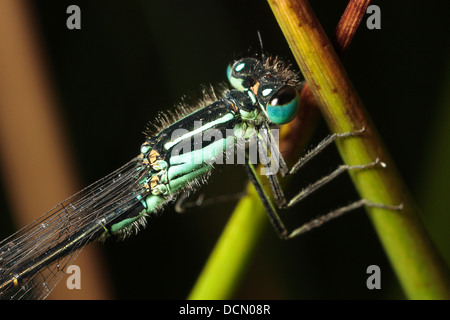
267 0 450 299
188 184 268 299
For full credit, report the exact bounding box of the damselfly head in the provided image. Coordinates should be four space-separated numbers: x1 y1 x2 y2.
227 56 301 125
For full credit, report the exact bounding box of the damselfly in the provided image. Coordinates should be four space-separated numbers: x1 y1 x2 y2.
0 55 397 300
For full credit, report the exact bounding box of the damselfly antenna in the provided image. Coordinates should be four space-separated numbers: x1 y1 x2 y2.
257 30 265 61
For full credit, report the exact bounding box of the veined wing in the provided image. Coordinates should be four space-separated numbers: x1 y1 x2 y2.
0 156 150 299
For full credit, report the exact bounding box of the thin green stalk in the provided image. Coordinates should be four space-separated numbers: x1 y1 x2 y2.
188 184 268 299
268 0 450 299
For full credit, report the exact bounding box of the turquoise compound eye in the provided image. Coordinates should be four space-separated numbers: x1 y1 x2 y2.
266 86 300 125
227 64 245 91
227 63 244 91
227 58 259 91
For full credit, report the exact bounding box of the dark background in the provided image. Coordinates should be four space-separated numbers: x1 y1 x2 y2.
0 0 448 299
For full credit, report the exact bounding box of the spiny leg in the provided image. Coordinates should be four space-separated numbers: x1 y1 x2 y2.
258 126 365 179
244 161 290 239
246 159 402 239
286 158 384 208
174 191 247 213
287 127 365 176
175 191 247 213
249 127 403 239
285 199 403 239
261 126 366 208
175 192 205 213
263 122 290 175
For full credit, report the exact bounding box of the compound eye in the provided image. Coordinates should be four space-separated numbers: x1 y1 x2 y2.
227 58 258 91
266 86 300 125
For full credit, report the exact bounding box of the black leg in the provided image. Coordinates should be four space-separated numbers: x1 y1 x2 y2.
244 161 289 239
174 191 247 213
244 127 403 239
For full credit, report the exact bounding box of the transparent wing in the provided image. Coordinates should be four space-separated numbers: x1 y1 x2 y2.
0 157 150 299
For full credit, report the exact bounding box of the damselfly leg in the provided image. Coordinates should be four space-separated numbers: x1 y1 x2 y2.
174 191 247 213
246 127 403 239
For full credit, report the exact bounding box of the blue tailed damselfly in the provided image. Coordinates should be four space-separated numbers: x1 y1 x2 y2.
0 55 396 299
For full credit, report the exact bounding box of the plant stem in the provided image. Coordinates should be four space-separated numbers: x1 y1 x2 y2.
188 184 268 299
267 0 450 299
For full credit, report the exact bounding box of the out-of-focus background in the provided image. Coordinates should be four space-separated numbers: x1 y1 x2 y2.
0 0 448 299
